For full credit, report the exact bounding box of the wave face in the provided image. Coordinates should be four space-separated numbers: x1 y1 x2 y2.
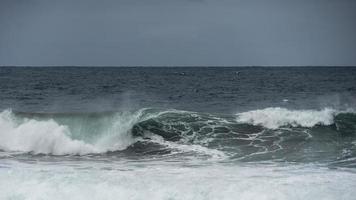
1 107 356 165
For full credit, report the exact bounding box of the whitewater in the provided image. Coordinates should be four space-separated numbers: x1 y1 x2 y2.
1 161 356 200
0 106 355 199
0 107 355 156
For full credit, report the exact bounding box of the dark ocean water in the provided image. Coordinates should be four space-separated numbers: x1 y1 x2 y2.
1 67 356 200
1 67 355 113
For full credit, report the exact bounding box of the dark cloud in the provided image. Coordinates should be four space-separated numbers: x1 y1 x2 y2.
1 0 356 66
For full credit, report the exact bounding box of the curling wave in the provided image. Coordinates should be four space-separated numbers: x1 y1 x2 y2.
0 107 355 160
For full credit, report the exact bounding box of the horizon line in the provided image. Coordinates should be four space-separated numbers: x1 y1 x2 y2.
1 65 356 68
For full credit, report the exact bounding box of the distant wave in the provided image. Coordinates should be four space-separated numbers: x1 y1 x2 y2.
237 107 339 129
0 107 355 157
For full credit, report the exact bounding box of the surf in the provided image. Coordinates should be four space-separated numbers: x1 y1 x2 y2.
0 107 355 162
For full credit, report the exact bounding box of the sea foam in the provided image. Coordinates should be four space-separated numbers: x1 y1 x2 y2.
1 162 356 200
0 110 142 155
236 107 337 129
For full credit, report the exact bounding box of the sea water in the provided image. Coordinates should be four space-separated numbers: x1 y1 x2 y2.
0 67 356 200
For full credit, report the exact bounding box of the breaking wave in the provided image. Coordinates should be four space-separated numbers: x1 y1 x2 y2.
236 107 338 129
0 109 146 155
0 107 355 161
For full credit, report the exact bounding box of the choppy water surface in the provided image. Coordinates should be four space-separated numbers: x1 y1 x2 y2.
0 67 356 200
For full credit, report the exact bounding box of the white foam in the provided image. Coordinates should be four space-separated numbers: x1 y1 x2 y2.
0 110 98 155
236 107 337 129
1 161 356 200
0 110 144 155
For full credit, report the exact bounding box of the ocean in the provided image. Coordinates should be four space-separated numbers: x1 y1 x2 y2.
0 67 356 199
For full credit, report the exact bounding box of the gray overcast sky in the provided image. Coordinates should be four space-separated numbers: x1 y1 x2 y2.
0 0 356 66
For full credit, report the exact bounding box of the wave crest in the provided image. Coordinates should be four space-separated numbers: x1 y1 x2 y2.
0 110 97 155
0 110 144 155
1 107 355 157
236 107 341 129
